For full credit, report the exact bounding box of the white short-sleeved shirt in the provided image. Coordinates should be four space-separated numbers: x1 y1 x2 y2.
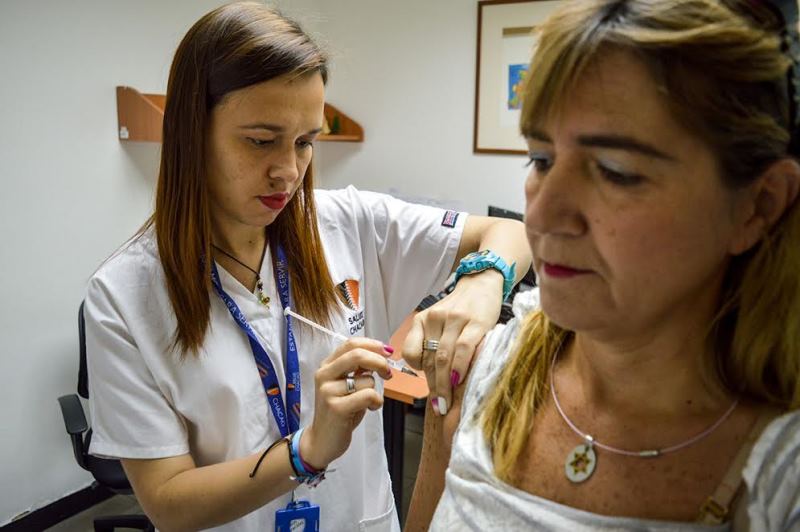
431 289 800 531
85 186 466 532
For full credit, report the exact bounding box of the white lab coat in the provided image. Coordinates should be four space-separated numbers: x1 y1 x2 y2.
85 186 466 531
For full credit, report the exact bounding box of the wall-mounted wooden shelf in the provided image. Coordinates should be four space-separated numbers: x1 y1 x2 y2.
320 103 364 142
115 86 364 143
116 86 165 142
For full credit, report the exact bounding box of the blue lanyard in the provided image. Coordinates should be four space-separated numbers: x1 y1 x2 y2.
210 245 300 438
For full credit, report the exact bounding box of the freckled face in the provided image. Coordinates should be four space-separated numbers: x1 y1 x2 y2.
205 72 325 231
524 50 745 338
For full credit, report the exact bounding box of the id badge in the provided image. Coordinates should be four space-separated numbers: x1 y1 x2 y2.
275 500 320 532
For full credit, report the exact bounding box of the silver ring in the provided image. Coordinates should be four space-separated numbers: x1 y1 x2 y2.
422 339 440 351
345 375 356 395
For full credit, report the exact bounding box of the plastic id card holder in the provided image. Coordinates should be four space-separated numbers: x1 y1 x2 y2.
275 500 320 532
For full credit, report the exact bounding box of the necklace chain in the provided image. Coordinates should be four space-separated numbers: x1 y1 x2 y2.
212 240 270 307
549 351 739 458
212 244 261 276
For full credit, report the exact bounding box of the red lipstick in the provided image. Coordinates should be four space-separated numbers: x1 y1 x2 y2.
542 262 590 279
259 193 288 210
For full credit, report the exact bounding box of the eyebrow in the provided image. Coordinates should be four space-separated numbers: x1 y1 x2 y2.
239 123 323 136
526 129 677 161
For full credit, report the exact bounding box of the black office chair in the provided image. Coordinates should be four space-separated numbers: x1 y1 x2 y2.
57 302 154 532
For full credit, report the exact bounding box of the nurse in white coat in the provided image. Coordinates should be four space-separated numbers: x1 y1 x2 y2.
84 3 531 531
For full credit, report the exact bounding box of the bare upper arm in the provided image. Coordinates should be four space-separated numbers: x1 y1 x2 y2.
441 339 485 449
406 355 477 532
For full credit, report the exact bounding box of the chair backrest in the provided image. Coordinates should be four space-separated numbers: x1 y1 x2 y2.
57 304 150 527
78 301 89 399
69 301 135 493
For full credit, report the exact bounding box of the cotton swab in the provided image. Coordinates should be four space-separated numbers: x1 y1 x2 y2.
284 306 347 341
283 307 419 377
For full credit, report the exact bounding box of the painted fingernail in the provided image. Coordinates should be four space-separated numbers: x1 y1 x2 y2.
438 396 449 416
431 397 440 415
451 370 461 387
383 345 395 355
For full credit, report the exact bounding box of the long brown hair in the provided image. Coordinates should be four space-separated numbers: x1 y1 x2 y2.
137 2 338 356
483 0 800 482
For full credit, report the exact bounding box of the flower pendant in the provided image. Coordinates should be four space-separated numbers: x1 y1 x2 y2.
565 443 597 483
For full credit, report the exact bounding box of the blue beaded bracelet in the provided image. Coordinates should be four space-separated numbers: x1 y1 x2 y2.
289 428 330 488
289 429 308 475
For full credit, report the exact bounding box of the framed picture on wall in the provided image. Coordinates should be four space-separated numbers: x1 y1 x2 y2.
474 0 563 155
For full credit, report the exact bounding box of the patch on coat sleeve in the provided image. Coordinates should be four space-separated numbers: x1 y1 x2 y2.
441 210 460 228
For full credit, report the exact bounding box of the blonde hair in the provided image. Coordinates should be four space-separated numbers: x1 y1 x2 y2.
483 0 800 482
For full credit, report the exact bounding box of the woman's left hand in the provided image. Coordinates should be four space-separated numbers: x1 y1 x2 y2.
402 270 504 416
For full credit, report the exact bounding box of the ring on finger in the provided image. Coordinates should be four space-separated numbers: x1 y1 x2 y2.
345 374 356 395
422 339 440 351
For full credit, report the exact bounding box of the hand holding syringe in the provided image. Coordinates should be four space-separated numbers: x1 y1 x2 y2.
284 307 419 377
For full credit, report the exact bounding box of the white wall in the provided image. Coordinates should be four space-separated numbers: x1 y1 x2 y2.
295 0 530 214
0 0 527 524
0 0 228 523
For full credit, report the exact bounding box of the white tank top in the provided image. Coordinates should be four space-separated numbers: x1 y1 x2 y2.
431 290 800 531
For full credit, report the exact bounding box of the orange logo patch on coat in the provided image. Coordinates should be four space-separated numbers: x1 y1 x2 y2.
336 279 360 311
337 279 365 335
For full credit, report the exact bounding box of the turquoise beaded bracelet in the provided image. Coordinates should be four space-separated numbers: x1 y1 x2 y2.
289 428 330 488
